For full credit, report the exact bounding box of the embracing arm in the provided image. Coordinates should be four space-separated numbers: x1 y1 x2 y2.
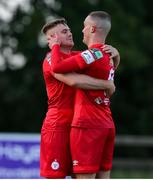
53 72 115 96
51 44 120 73
51 44 83 73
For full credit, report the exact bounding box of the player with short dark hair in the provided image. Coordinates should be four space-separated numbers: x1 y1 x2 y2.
42 18 67 34
48 11 119 179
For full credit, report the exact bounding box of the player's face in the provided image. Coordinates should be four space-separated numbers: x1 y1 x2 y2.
82 16 94 45
46 24 74 48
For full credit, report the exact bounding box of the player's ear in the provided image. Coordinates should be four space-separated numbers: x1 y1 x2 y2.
91 26 96 33
50 33 55 37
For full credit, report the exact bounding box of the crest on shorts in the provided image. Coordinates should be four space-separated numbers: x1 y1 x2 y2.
51 159 59 170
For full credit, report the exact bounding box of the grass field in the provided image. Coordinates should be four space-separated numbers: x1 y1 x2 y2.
111 169 153 178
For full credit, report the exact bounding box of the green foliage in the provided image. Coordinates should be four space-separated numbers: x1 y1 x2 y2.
0 0 153 134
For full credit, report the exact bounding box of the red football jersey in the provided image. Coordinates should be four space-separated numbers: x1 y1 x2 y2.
51 44 115 129
42 50 79 130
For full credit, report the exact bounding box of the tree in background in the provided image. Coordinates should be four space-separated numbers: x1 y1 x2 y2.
0 0 153 134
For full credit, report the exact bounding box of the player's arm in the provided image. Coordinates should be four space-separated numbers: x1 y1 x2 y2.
53 72 115 95
51 44 101 73
48 34 82 73
51 44 86 73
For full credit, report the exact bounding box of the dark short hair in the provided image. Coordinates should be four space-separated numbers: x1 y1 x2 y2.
88 11 111 35
42 18 67 34
89 11 111 22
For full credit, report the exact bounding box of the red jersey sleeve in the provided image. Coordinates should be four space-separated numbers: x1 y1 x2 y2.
51 44 84 73
51 45 103 73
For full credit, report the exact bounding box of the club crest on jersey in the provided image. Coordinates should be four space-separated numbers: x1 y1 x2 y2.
51 159 59 170
95 97 103 104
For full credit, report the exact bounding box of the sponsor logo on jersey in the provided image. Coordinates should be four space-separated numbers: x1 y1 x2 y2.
81 50 95 64
94 97 110 105
51 159 59 170
90 48 103 59
81 49 103 65
104 98 110 105
73 160 78 166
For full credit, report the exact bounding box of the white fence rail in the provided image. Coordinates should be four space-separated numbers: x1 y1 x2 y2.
113 135 153 169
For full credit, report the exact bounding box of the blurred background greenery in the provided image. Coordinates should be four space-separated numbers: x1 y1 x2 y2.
0 0 153 178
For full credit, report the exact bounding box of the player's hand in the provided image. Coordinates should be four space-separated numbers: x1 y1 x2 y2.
102 45 120 69
105 80 116 97
48 33 61 49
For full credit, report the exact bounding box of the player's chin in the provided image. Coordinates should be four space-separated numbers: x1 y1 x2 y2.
82 38 86 44
68 42 74 47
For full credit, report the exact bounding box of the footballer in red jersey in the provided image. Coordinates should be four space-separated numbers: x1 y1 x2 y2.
40 49 78 178
40 19 83 179
49 43 115 177
49 11 120 179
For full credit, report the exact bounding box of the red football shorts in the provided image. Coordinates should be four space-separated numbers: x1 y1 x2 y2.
70 127 115 173
40 128 72 178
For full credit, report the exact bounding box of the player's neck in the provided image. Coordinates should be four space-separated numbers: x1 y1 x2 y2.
60 46 72 54
87 36 105 47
